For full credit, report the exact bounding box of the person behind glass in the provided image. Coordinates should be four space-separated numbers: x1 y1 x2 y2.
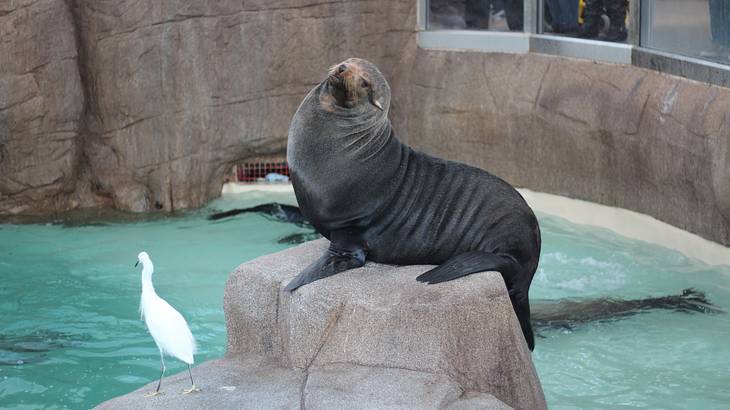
546 0 580 35
464 0 523 31
578 0 627 42
708 0 730 60
465 0 493 29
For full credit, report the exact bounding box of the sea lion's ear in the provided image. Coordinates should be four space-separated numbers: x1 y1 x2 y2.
368 90 384 111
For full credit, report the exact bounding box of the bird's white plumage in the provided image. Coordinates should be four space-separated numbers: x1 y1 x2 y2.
141 293 196 364
138 252 196 365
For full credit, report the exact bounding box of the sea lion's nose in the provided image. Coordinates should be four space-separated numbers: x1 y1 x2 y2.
337 64 347 74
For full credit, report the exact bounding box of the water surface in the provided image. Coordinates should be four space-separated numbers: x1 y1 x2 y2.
1 191 728 409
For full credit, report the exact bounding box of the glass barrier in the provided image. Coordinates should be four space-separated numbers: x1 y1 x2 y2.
422 0 730 76
641 0 730 64
428 0 524 31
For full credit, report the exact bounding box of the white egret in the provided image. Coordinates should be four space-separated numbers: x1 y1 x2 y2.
136 251 200 396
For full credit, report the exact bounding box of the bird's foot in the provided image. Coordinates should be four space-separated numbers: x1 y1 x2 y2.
144 390 163 397
182 385 201 394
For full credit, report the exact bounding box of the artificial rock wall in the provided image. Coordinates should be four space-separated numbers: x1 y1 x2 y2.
2 0 729 246
0 0 416 214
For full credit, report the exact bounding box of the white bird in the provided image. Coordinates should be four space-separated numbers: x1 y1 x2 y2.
136 251 200 396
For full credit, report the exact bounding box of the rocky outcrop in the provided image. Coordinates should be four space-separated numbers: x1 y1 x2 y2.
2 0 730 247
1 0 416 215
96 239 546 409
224 239 545 409
0 0 84 214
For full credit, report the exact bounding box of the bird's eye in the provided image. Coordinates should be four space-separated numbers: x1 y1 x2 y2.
361 79 369 88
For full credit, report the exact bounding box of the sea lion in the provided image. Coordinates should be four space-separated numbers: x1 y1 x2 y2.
285 58 541 350
0 330 89 366
532 288 721 331
277 231 322 245
208 203 311 228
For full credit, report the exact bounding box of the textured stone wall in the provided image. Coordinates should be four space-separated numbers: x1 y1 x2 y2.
0 0 84 214
390 51 730 247
0 0 416 213
1 0 729 247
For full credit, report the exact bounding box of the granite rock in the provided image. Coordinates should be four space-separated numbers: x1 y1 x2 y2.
224 239 546 409
0 0 84 214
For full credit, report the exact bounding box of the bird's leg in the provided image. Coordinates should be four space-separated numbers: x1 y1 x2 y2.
182 364 201 394
144 351 166 397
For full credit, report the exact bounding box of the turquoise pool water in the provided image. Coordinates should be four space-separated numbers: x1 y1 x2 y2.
1 190 729 409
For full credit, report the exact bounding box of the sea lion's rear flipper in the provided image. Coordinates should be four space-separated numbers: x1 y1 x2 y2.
416 251 519 285
416 251 535 350
284 242 366 292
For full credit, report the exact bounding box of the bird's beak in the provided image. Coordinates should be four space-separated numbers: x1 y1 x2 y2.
135 261 139 267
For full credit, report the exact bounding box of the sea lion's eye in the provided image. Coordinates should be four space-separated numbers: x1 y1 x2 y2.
361 79 369 88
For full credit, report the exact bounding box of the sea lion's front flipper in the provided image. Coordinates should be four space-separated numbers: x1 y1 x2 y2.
284 242 366 292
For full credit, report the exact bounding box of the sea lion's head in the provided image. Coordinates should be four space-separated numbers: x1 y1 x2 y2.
323 58 389 113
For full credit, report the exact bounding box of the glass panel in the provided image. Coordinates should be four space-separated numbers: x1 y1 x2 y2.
543 0 631 43
642 0 730 65
428 0 525 31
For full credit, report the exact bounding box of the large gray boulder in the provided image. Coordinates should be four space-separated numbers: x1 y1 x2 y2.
97 239 546 409
224 239 545 409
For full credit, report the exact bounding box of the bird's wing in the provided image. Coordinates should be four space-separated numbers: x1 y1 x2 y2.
144 297 197 364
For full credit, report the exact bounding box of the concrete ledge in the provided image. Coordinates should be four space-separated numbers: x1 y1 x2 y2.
96 355 512 409
98 240 545 409
95 355 303 409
